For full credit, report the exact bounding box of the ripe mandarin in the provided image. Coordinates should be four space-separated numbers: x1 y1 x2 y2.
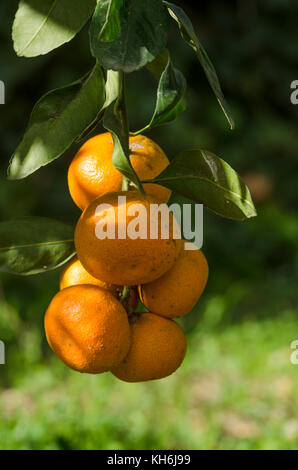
111 313 187 382
74 191 182 286
138 241 208 318
68 132 171 210
45 285 131 374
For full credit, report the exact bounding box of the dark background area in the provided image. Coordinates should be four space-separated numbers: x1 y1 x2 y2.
0 0 298 450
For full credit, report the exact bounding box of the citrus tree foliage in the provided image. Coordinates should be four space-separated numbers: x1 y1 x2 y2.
13 0 96 57
2 0 256 275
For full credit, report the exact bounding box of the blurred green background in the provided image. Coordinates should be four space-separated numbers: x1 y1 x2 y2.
1 0 298 450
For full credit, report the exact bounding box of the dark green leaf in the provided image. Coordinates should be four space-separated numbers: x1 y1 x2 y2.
8 64 106 180
143 149 257 220
76 69 120 142
164 1 234 129
0 217 75 275
90 0 170 72
75 110 105 143
98 0 123 42
146 48 169 81
13 0 96 57
134 50 186 134
103 103 143 189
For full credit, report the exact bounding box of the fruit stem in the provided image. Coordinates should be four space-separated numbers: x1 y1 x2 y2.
117 71 130 156
121 285 130 302
117 71 145 195
121 175 130 191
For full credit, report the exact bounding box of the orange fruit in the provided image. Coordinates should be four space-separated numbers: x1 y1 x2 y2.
44 285 131 374
68 132 171 210
138 241 208 318
111 312 187 382
60 255 120 295
59 256 139 312
75 191 182 286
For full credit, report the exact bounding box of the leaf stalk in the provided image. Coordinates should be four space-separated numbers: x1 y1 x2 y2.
116 71 145 194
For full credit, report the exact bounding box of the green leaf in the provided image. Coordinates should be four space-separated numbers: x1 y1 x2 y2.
76 69 120 142
104 70 121 106
90 0 170 72
164 1 235 129
143 149 257 220
103 103 143 190
98 0 123 42
8 64 106 180
0 217 75 275
146 48 169 81
134 50 186 134
13 0 96 57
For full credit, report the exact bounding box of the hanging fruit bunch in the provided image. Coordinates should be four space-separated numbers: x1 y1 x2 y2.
0 0 256 382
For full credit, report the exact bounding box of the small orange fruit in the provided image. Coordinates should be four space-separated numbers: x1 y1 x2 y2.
111 313 187 382
75 191 182 286
60 255 120 295
138 241 208 318
59 256 139 312
44 285 131 374
68 132 171 210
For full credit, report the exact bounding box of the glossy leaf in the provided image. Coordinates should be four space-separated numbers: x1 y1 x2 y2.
76 69 120 142
104 70 121 106
103 103 143 190
13 0 96 57
144 149 257 220
164 1 235 129
98 0 123 42
135 50 186 134
8 64 106 180
0 217 75 275
90 0 170 72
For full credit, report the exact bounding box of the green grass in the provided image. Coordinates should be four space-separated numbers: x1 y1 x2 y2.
1 305 298 450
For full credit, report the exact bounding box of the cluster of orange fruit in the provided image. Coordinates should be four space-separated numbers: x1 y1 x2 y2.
44 133 208 382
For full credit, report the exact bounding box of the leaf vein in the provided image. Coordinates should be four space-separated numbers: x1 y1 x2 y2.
20 0 59 55
144 175 255 209
0 239 74 252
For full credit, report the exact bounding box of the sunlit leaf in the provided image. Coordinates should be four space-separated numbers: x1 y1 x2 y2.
13 0 96 57
144 149 257 220
98 0 123 42
8 64 106 180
